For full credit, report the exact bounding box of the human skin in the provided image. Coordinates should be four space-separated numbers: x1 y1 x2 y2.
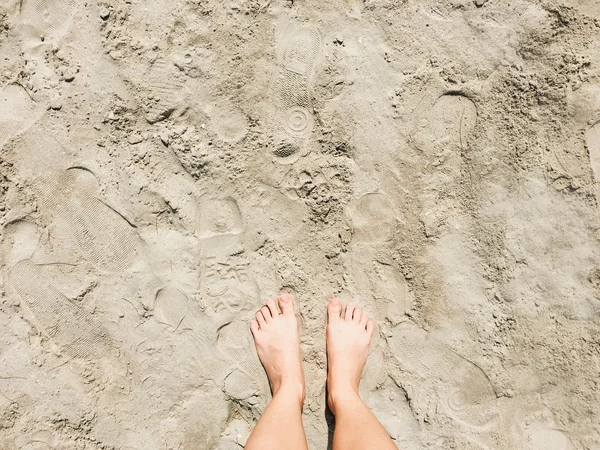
245 295 397 450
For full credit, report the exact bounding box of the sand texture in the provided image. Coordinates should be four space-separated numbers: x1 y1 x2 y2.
0 0 600 448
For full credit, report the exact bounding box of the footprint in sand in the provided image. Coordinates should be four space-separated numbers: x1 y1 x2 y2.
196 198 269 410
153 286 209 345
200 253 260 321
3 220 114 361
411 93 477 155
154 284 268 412
145 57 187 124
568 0 600 19
152 285 227 378
0 84 44 148
217 315 277 416
586 121 600 182
197 197 244 239
349 192 398 243
143 57 248 143
521 420 574 450
346 192 409 324
499 403 575 449
412 94 477 237
17 0 77 42
388 321 499 430
177 391 229 449
363 377 423 448
266 22 321 161
205 99 250 144
197 197 261 320
9 259 113 359
34 168 142 272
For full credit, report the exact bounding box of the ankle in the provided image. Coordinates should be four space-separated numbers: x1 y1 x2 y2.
327 383 361 415
273 378 306 405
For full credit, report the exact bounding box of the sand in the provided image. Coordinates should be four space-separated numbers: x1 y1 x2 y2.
0 0 599 448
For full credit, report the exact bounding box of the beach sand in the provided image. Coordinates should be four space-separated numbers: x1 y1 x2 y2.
0 0 599 448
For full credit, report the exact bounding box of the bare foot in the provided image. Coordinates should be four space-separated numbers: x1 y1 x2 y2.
326 298 374 414
250 295 305 403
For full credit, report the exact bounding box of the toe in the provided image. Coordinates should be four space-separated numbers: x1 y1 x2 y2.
359 313 368 328
345 303 355 321
266 299 279 317
250 318 260 336
278 295 294 315
256 311 266 328
261 306 272 323
366 319 375 337
328 298 343 321
353 307 362 323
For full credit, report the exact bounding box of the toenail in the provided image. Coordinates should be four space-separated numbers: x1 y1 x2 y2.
281 295 290 303
332 298 341 306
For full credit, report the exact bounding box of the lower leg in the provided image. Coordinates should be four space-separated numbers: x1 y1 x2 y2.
330 391 396 450
245 387 307 450
327 299 397 450
245 296 308 450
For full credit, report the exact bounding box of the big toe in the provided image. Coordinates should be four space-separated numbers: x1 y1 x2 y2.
328 298 342 321
278 294 294 315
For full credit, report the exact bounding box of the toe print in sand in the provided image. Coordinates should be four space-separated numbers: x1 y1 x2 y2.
265 22 321 162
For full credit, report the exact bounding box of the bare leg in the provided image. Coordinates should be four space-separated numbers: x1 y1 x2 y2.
245 295 308 450
327 298 397 450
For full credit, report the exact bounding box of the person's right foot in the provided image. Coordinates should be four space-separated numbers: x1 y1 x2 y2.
250 295 305 404
326 298 375 414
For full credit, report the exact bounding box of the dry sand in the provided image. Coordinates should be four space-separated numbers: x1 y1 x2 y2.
0 0 599 448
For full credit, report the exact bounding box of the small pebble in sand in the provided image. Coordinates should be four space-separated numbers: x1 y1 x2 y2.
100 7 111 20
128 133 144 144
50 97 63 110
63 68 76 82
160 132 170 146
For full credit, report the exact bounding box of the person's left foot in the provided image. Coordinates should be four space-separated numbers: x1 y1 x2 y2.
250 295 305 403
